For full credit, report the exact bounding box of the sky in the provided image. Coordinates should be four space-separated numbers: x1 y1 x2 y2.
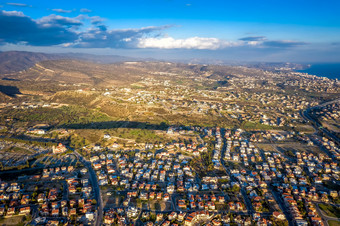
0 0 340 63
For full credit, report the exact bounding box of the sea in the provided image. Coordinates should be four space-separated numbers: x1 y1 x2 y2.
296 63 340 80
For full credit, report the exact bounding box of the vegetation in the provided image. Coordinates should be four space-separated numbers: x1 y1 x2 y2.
319 204 340 218
190 139 215 176
0 215 26 226
107 128 168 143
241 121 274 130
328 220 340 226
0 105 111 127
323 181 340 191
0 137 56 147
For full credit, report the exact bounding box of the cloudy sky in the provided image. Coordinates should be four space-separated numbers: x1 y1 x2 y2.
0 0 340 62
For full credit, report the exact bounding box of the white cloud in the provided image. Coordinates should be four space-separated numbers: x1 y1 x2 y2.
80 8 92 13
38 14 82 28
247 41 262 46
137 36 240 50
6 3 31 7
52 9 73 13
2 10 24 16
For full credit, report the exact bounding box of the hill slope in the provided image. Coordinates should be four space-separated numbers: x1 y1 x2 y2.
0 51 64 74
0 51 141 75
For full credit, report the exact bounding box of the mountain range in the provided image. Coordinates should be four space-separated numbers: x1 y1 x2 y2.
0 51 139 75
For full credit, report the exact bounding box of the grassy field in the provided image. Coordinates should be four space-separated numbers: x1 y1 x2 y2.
0 215 26 226
328 220 340 226
0 105 112 128
256 143 277 152
276 142 324 155
294 124 316 134
319 204 340 218
241 121 274 130
6 146 33 154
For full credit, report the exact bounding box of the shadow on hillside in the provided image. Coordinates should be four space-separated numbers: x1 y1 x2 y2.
0 134 57 144
0 85 22 97
58 120 170 130
2 78 20 81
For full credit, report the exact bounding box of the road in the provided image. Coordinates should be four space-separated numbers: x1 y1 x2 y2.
74 151 103 226
270 187 294 226
219 129 255 215
314 203 340 226
254 144 294 226
300 98 340 146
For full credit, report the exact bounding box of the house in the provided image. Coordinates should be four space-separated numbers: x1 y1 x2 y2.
19 206 30 215
69 199 77 208
218 196 225 203
0 193 10 200
149 192 155 200
168 212 177 221
236 202 243 210
69 185 77 194
7 207 15 216
61 200 67 207
51 202 59 209
104 134 111 139
62 207 68 217
9 200 18 207
228 202 235 210
41 207 49 216
86 212 95 221
140 192 148 200
330 190 338 198
177 212 186 222
20 195 29 205
37 193 46 203
51 209 59 217
157 192 163 200
190 202 196 209
208 201 215 210
46 220 59 226
273 211 286 220
69 208 77 216
52 143 67 154
212 219 222 226
295 219 308 226
178 200 187 209
163 193 170 201
156 213 164 221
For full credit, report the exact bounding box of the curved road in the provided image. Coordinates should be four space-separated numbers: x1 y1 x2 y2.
300 98 340 146
315 204 340 226
300 98 340 226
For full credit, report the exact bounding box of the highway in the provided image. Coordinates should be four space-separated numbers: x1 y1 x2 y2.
300 98 340 146
74 151 103 226
299 98 340 225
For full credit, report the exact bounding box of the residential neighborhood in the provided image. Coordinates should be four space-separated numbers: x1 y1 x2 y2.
0 55 339 225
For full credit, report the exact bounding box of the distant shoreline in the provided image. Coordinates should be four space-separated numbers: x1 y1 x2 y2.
296 63 340 79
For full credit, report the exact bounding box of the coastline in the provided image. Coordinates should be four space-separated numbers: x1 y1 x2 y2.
296 63 340 80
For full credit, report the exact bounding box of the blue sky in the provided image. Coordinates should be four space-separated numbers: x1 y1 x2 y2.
0 0 340 62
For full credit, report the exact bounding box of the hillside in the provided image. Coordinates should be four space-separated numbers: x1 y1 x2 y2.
8 60 150 86
0 51 64 74
0 51 146 76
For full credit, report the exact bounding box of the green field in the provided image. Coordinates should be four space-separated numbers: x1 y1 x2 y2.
242 121 274 130
328 220 340 226
319 204 340 218
0 215 26 226
0 105 112 127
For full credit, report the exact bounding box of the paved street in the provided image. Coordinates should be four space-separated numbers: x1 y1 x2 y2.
74 151 103 226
